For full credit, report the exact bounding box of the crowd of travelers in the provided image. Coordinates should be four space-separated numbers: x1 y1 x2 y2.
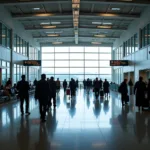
2 74 149 123
118 77 150 111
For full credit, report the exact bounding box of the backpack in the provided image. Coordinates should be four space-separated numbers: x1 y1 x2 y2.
118 84 122 93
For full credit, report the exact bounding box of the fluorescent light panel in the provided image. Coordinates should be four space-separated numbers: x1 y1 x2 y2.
97 26 112 29
94 34 106 38
42 26 56 29
111 8 120 11
52 42 63 45
47 34 59 37
33 8 40 10
91 42 102 45
92 22 112 25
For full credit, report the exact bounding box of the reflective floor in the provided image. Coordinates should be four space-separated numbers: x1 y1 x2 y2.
0 89 150 150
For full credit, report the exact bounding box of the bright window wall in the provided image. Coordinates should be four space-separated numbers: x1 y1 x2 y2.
42 47 112 82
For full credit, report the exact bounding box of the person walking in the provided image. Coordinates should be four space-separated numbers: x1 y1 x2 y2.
128 78 133 95
134 77 146 111
63 79 67 93
17 75 30 116
56 78 60 94
93 78 100 99
148 79 150 106
69 78 76 97
48 77 57 108
119 79 128 107
103 79 110 98
35 74 50 122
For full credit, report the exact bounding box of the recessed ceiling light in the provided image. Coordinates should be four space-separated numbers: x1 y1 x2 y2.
103 22 112 25
51 22 61 25
52 42 63 45
97 26 112 29
94 35 106 38
2 35 6 38
40 22 50 25
72 0 80 4
42 26 56 29
33 8 40 10
47 34 59 37
46 31 63 34
111 8 120 11
72 4 80 9
92 22 102 24
91 42 102 45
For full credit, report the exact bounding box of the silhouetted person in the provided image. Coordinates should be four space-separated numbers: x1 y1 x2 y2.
63 79 67 93
134 77 146 111
103 79 110 97
99 79 103 89
76 79 79 89
119 79 128 107
35 74 50 122
17 75 30 116
83 79 86 89
6 78 12 87
147 79 150 105
128 78 133 95
86 78 91 93
49 77 56 108
94 78 100 98
33 78 38 87
69 78 76 97
56 78 60 93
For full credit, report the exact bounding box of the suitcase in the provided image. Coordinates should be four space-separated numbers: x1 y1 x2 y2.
100 90 104 97
66 88 70 95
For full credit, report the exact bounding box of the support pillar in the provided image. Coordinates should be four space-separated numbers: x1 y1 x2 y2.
10 29 14 85
27 43 29 81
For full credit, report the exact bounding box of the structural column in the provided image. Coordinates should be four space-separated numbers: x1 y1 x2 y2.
10 29 14 84
27 43 29 81
38 46 42 80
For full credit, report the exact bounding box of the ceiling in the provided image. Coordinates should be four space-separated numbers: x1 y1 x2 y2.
1 0 150 46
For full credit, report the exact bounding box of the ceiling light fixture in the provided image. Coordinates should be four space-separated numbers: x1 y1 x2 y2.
97 26 112 29
52 42 63 45
40 22 50 25
72 4 80 9
94 34 106 38
47 34 59 37
91 42 102 45
111 8 121 11
51 22 61 24
33 8 40 10
42 26 56 29
72 0 80 4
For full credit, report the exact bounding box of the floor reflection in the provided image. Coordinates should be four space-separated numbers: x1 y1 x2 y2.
0 89 150 150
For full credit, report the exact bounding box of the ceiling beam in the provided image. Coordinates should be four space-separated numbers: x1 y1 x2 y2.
12 13 140 20
40 42 113 47
2 0 150 6
25 27 126 32
35 36 118 40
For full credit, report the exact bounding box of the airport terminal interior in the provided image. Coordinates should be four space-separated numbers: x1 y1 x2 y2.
0 0 150 150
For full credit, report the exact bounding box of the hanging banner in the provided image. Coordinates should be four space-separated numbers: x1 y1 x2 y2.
23 60 41 66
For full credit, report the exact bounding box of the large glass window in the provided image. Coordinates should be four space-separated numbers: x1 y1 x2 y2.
42 47 112 81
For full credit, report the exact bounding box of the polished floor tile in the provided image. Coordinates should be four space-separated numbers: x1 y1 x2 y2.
0 89 150 150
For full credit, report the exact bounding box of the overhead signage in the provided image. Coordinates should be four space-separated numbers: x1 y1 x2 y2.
110 60 129 66
23 60 41 66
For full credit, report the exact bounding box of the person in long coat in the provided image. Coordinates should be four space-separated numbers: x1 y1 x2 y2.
134 77 146 111
119 79 128 107
147 79 150 104
103 79 110 97
35 74 50 122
